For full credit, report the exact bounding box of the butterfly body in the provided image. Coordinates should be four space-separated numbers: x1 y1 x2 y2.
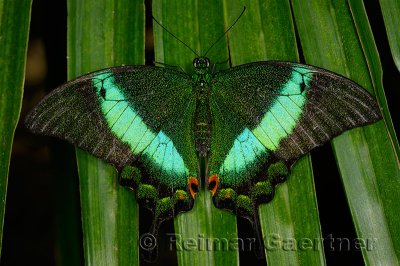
192 57 213 157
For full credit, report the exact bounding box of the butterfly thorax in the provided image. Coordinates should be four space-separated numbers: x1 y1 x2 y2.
192 57 212 157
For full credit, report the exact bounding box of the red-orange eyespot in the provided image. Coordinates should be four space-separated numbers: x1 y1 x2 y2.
208 174 219 196
188 177 199 199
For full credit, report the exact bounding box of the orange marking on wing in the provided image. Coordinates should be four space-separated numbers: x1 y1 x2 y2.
188 177 199 199
208 174 219 196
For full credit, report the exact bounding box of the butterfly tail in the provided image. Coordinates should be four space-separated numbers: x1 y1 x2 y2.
141 218 162 263
249 212 266 259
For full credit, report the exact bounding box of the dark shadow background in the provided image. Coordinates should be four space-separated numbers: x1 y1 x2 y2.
1 0 399 265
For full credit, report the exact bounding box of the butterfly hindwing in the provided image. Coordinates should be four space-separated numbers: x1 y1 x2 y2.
208 61 381 217
25 65 199 219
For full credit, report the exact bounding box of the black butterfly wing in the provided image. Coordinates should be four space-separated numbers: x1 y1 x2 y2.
207 61 381 217
26 65 199 217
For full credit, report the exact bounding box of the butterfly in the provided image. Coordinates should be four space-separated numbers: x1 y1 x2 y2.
24 9 382 261
25 57 381 252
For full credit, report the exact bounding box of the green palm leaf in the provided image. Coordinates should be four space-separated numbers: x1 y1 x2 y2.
224 1 324 264
67 0 144 265
153 2 239 264
292 0 400 263
0 0 32 255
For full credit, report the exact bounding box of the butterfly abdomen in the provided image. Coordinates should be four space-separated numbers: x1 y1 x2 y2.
194 85 212 157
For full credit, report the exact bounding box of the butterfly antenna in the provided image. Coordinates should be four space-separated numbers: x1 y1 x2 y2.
152 15 200 57
203 6 246 57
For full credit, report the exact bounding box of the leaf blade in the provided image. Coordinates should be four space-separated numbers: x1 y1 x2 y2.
67 0 145 265
292 0 400 263
224 1 326 265
379 0 400 71
0 0 32 254
152 1 239 265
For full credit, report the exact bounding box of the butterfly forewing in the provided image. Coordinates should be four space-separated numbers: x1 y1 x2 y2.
25 65 199 199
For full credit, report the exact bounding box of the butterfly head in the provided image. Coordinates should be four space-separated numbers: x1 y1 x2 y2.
193 57 210 75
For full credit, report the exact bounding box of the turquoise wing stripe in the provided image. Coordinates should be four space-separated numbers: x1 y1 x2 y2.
143 131 189 185
142 131 189 177
112 107 135 138
92 70 188 185
276 96 302 119
255 111 287 149
148 135 166 170
233 139 246 174
217 67 313 185
270 101 296 133
219 128 267 185
93 71 157 154
253 67 313 150
172 146 186 177
162 140 174 172
123 117 155 153
236 128 265 169
222 151 235 176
